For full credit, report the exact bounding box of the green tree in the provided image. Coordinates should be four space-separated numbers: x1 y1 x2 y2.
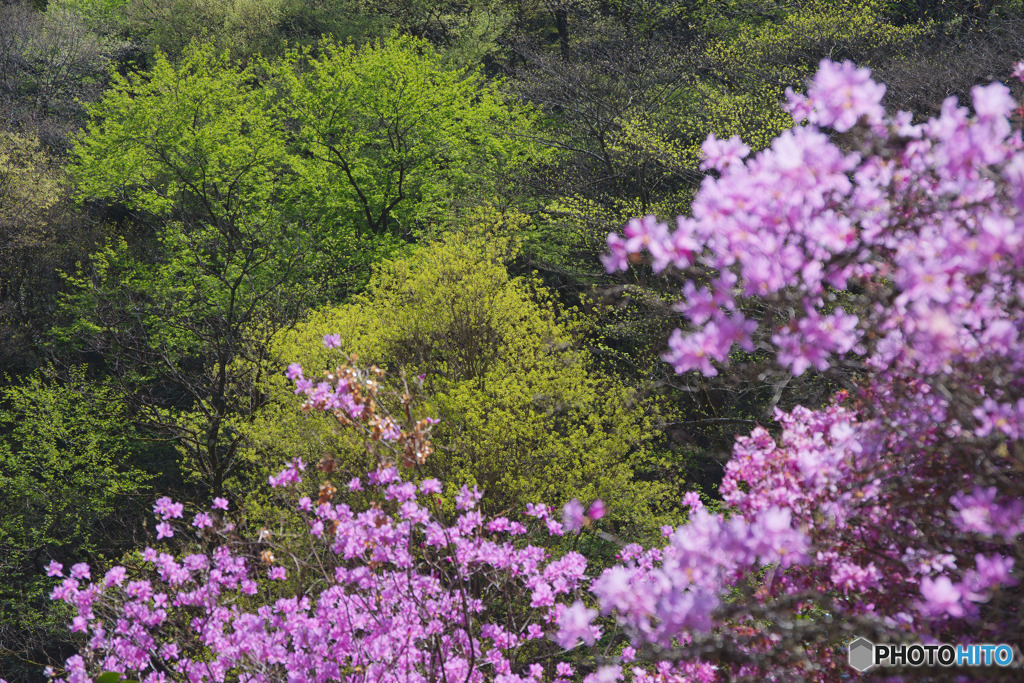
276 35 545 242
0 365 151 679
71 44 290 227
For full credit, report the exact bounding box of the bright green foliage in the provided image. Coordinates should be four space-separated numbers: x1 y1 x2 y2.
72 44 288 225
276 35 545 241
256 213 675 534
71 38 543 297
0 366 151 665
96 673 140 683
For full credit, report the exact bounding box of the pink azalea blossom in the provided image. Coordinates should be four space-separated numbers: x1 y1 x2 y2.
562 499 585 533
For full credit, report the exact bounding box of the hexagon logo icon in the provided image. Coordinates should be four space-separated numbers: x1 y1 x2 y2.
848 637 875 672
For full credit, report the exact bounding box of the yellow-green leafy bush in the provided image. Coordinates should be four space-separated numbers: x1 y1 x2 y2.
246 215 675 535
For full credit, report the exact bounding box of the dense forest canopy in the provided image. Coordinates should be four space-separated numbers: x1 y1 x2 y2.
2 0 1024 680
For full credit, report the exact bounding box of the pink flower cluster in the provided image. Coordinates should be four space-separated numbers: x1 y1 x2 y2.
590 505 807 645
51 471 602 683
600 58 1024 674
610 60 1024 386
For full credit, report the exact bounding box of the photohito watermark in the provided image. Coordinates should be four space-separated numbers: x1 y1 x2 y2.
848 638 1016 672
